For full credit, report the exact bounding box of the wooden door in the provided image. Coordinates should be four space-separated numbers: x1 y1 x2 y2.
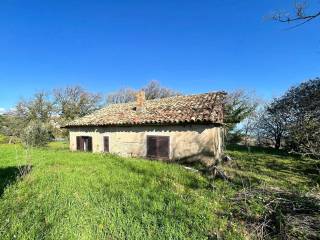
103 136 109 152
76 136 81 150
87 137 92 152
147 136 170 160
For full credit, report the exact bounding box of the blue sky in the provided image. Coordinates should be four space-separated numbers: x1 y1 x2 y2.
0 0 319 110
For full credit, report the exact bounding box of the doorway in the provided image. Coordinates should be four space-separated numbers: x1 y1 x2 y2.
76 136 93 152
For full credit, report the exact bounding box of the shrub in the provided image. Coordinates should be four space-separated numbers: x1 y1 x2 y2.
21 121 50 147
0 134 8 144
226 130 244 144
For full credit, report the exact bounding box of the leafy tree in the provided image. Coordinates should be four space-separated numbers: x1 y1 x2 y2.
257 78 320 156
0 113 20 142
15 92 53 124
0 115 4 130
0 92 54 144
257 102 288 149
20 121 50 147
53 86 102 120
280 78 320 156
224 90 259 132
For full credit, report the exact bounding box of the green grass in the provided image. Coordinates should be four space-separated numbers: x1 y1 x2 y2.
225 145 320 191
0 143 318 239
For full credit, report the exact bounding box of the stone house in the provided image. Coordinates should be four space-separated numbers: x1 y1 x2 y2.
64 91 226 166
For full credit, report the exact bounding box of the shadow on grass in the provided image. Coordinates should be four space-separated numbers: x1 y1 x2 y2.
0 166 32 197
119 158 206 190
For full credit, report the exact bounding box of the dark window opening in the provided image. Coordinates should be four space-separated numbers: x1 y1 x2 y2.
147 136 170 160
103 136 109 153
76 136 93 152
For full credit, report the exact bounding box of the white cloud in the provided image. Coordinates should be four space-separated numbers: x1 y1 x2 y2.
0 108 6 115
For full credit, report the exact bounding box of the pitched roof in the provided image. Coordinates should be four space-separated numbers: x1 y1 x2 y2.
64 92 226 127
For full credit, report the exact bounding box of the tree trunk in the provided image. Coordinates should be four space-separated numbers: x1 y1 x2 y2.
275 137 281 149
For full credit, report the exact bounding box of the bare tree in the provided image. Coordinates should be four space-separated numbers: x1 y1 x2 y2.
271 1 320 27
142 80 180 100
241 111 260 147
106 88 136 104
53 86 102 121
106 80 181 104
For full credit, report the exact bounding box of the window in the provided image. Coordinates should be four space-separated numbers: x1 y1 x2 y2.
103 136 109 152
76 136 93 152
147 136 170 160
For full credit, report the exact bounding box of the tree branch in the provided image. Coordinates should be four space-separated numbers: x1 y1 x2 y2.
271 1 320 28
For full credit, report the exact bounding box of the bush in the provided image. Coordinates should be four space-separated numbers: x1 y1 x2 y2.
21 121 50 147
0 134 8 144
226 130 244 144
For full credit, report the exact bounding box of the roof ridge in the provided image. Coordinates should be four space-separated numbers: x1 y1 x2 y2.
103 91 226 108
64 91 226 127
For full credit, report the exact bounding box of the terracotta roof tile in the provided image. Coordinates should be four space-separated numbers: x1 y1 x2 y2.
64 92 226 127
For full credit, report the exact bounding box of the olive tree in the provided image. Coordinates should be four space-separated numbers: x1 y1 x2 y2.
20 121 51 147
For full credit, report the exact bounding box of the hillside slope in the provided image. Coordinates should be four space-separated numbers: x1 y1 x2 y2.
0 143 318 239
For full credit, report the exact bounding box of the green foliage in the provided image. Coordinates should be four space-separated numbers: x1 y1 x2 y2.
224 145 320 238
262 78 320 156
0 143 242 239
53 86 102 121
0 134 8 144
0 143 317 239
225 144 319 190
0 115 4 126
281 78 320 156
257 101 288 149
0 113 25 139
224 90 258 132
226 130 244 144
16 92 53 123
20 121 51 147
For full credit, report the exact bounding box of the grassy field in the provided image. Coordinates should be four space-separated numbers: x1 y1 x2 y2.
0 143 319 239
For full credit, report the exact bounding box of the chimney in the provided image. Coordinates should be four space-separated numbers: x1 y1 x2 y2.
135 91 145 112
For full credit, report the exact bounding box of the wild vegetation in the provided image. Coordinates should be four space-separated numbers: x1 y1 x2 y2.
0 77 319 239
0 143 318 239
243 78 320 158
0 81 185 144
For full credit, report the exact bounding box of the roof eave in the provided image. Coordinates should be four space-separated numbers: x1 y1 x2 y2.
62 120 224 129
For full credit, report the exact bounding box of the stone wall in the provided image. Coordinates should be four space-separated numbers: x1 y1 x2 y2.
69 124 224 166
